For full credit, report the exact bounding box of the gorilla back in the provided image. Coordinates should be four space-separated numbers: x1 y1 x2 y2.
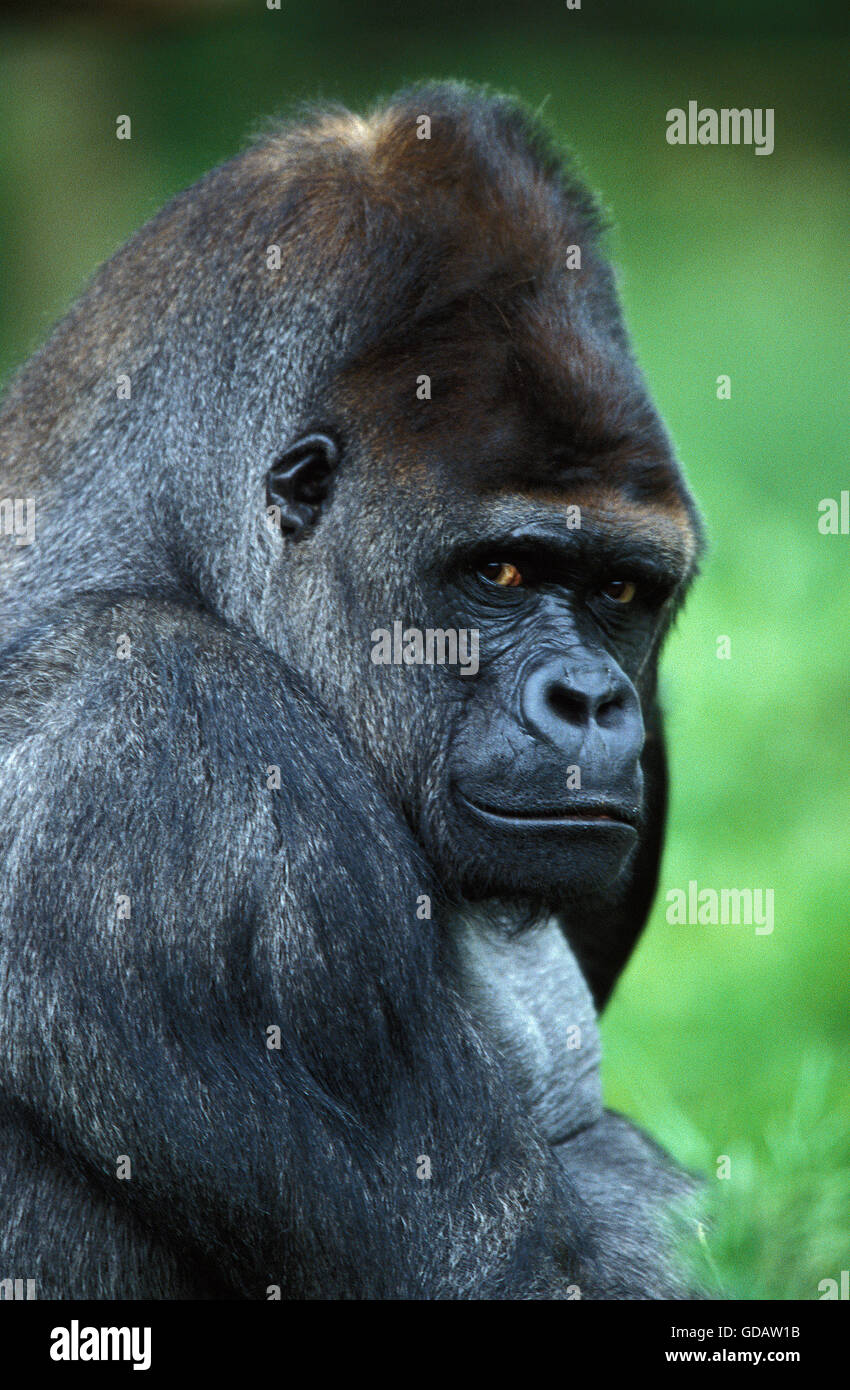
0 83 703 1298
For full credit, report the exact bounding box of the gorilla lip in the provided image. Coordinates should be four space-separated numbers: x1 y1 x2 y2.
456 794 639 830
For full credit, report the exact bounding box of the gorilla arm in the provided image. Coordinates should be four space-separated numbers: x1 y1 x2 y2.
0 595 574 1299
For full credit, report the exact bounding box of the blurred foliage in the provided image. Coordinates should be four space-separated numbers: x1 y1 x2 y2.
0 2 847 1299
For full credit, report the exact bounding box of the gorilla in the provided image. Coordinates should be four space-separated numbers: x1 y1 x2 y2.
0 83 704 1299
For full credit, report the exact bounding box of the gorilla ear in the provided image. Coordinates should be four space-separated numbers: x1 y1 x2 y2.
266 432 339 538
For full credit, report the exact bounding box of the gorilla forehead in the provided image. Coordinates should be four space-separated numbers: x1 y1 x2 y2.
332 335 695 518
328 294 701 574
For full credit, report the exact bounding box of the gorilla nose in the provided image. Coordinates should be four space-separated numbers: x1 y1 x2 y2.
520 656 643 759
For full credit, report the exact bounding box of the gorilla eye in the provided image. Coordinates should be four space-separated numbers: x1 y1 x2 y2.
479 560 524 588
600 579 637 604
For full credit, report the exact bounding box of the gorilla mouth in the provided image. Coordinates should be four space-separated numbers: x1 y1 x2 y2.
456 794 639 829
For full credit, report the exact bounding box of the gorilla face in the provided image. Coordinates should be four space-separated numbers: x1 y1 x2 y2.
438 501 691 902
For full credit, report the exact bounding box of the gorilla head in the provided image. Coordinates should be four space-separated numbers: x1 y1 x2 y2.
0 82 702 1002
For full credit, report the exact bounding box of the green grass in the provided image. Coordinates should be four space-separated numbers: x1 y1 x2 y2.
673 1054 850 1300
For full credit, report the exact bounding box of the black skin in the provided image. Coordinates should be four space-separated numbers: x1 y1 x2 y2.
445 529 668 913
455 551 672 1010
0 83 704 1298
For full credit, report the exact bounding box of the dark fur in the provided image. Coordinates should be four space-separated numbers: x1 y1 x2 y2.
0 83 703 1298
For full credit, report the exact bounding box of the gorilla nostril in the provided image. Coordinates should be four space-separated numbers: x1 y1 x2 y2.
545 675 624 727
596 695 625 727
546 682 588 724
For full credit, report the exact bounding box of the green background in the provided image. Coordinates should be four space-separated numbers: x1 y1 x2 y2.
1 1 847 1298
